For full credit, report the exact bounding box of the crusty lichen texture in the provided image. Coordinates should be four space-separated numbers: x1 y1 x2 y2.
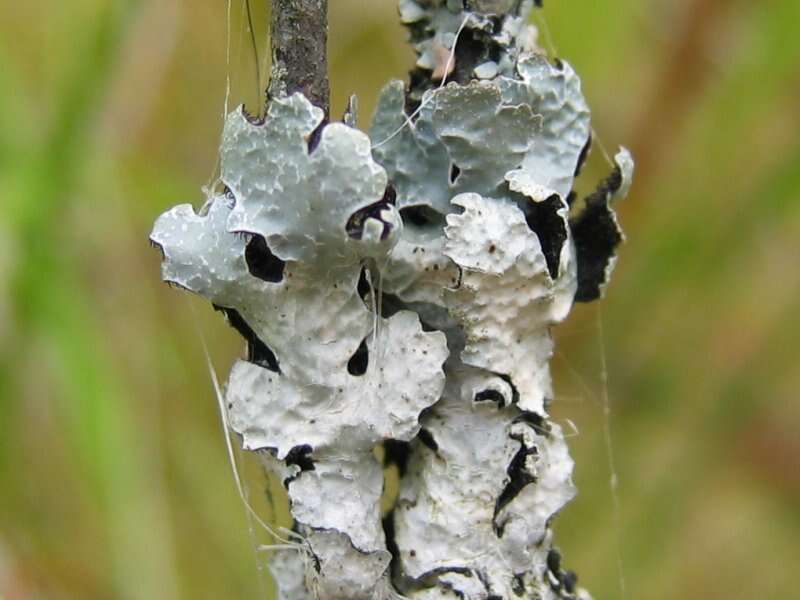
150 1 633 599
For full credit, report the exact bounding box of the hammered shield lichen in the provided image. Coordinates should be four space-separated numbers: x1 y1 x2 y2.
151 1 634 598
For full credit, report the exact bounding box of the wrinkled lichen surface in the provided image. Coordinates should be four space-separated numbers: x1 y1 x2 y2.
151 1 634 599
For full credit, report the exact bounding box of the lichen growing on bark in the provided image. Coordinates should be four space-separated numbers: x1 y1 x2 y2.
150 1 634 599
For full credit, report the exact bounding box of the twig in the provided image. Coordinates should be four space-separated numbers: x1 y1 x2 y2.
267 0 330 115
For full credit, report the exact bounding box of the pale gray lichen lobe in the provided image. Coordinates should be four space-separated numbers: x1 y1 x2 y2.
150 1 633 598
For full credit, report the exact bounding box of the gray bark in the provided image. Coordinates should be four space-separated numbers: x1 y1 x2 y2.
268 0 330 114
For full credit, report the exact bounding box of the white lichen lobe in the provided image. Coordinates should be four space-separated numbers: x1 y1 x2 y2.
151 1 634 598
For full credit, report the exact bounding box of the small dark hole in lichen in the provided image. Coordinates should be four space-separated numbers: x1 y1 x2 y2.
417 428 439 452
215 306 281 373
357 267 371 302
285 444 315 472
347 338 369 376
384 439 411 476
245 235 285 283
346 185 397 240
400 205 446 230
449 163 462 185
475 389 506 407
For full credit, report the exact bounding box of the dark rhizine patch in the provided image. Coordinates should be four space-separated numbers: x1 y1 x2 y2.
400 204 446 231
241 106 266 126
417 428 439 452
404 6 503 103
149 238 166 259
521 194 568 280
512 410 549 435
474 568 497 599
419 565 474 583
214 305 281 373
547 548 562 574
511 574 526 596
346 185 398 241
285 444 315 472
405 67 429 115
296 519 322 573
382 512 403 580
493 441 537 530
497 373 521 405
565 190 577 208
245 235 286 282
451 27 502 85
347 338 369 376
562 570 578 594
546 547 580 596
570 165 624 303
383 439 412 476
377 292 407 319
493 412 551 535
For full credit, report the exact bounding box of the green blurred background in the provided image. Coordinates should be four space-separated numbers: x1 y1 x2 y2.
1 1 798 598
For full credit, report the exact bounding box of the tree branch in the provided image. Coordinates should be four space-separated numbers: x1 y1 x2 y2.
268 0 330 115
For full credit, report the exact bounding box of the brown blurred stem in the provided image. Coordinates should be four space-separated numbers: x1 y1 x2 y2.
268 0 330 115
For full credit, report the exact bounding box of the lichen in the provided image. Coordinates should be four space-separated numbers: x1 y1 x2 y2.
151 1 634 598
151 92 449 599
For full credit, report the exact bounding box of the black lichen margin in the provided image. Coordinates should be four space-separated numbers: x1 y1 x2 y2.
546 547 580 598
570 164 624 303
214 305 282 373
520 194 568 280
